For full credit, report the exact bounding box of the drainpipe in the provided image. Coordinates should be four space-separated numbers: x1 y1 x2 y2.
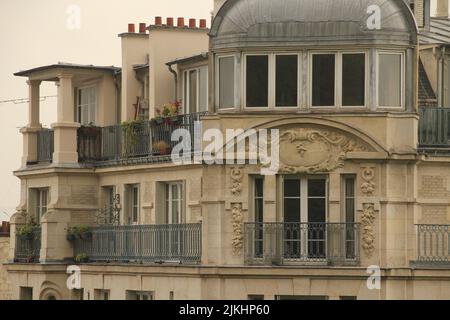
439 46 447 106
166 63 178 101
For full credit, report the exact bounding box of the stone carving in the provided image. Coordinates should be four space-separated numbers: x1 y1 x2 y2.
231 203 244 256
361 203 376 258
230 167 243 196
361 167 376 196
279 128 366 174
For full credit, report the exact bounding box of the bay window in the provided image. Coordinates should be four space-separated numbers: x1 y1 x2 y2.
77 86 96 125
218 56 235 109
184 66 208 114
378 52 403 108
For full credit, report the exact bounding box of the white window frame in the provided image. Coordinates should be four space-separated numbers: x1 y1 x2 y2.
243 53 301 110
36 188 49 224
127 184 140 225
376 51 405 110
215 55 236 110
165 182 184 225
76 86 97 126
183 66 208 114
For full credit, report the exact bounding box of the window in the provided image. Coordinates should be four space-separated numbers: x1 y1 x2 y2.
94 289 110 300
126 291 154 300
246 55 269 107
342 53 366 106
102 186 116 225
276 55 298 107
126 185 139 225
253 177 264 257
165 182 184 224
20 287 33 300
77 86 97 125
71 289 84 300
184 66 208 114
312 54 336 107
282 176 327 259
343 176 357 259
218 56 235 109
32 188 48 224
248 295 265 300
378 52 403 108
340 296 357 300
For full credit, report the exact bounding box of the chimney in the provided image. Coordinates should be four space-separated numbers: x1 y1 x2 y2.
177 17 185 27
189 18 196 28
436 0 449 18
128 23 135 33
200 19 207 28
166 17 174 26
155 16 162 26
139 23 146 33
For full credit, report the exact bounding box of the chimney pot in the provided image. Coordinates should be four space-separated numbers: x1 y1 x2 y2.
177 17 185 27
167 17 174 26
139 23 146 33
128 23 136 33
155 16 162 25
200 19 207 28
189 18 196 28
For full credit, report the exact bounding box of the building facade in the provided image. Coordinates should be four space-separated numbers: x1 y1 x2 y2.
5 0 450 300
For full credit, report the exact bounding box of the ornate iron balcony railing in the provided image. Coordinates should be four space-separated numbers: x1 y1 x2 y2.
14 226 41 263
72 223 202 264
414 224 450 266
244 222 360 266
419 107 450 148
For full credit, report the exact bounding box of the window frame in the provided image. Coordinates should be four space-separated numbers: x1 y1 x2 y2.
376 51 405 110
126 184 140 225
183 66 208 114
242 52 301 110
215 55 236 110
309 51 338 109
76 85 97 126
165 181 184 225
339 51 369 109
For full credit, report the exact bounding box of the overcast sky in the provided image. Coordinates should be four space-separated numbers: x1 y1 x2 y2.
0 0 212 221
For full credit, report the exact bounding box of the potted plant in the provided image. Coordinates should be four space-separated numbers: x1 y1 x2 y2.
67 225 92 241
16 224 34 240
154 141 171 155
74 253 89 263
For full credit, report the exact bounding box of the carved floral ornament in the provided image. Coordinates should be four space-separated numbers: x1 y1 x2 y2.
361 203 376 258
230 167 243 196
231 203 244 256
278 128 368 174
361 167 376 196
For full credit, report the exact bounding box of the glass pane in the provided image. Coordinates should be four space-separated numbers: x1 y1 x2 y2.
379 54 402 107
276 55 298 107
189 70 198 114
255 178 264 198
199 67 208 112
246 55 269 107
284 178 300 198
312 54 335 106
308 179 326 197
345 178 355 198
342 54 365 106
284 178 300 223
308 179 326 223
219 57 235 109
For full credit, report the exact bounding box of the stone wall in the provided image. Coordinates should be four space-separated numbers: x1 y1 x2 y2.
0 237 11 300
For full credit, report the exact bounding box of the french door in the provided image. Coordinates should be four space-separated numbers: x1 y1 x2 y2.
282 176 328 260
165 182 184 259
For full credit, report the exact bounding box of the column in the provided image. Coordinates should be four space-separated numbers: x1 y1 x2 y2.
20 80 42 166
51 74 80 165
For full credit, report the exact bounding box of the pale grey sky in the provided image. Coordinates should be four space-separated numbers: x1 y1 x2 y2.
0 0 213 221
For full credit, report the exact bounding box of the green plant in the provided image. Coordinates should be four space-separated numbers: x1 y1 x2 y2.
121 120 144 156
157 100 182 118
74 253 89 263
16 224 33 237
67 225 91 241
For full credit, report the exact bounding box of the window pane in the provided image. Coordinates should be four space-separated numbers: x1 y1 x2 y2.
342 54 365 106
312 54 335 106
199 67 208 112
308 179 326 223
219 57 235 109
254 178 264 223
379 54 402 107
276 55 298 107
189 70 198 114
246 55 269 107
283 178 300 223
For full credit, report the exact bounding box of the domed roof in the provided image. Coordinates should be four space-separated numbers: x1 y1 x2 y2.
210 0 418 49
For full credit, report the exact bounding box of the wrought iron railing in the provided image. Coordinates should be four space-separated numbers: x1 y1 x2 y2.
14 226 41 263
78 126 102 162
419 107 450 147
414 224 450 266
37 129 54 163
73 223 202 264
244 222 360 265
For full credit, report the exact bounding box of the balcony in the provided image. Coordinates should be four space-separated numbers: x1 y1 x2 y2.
412 224 450 268
14 226 41 263
419 107 450 153
72 223 202 264
34 112 205 167
244 222 360 266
